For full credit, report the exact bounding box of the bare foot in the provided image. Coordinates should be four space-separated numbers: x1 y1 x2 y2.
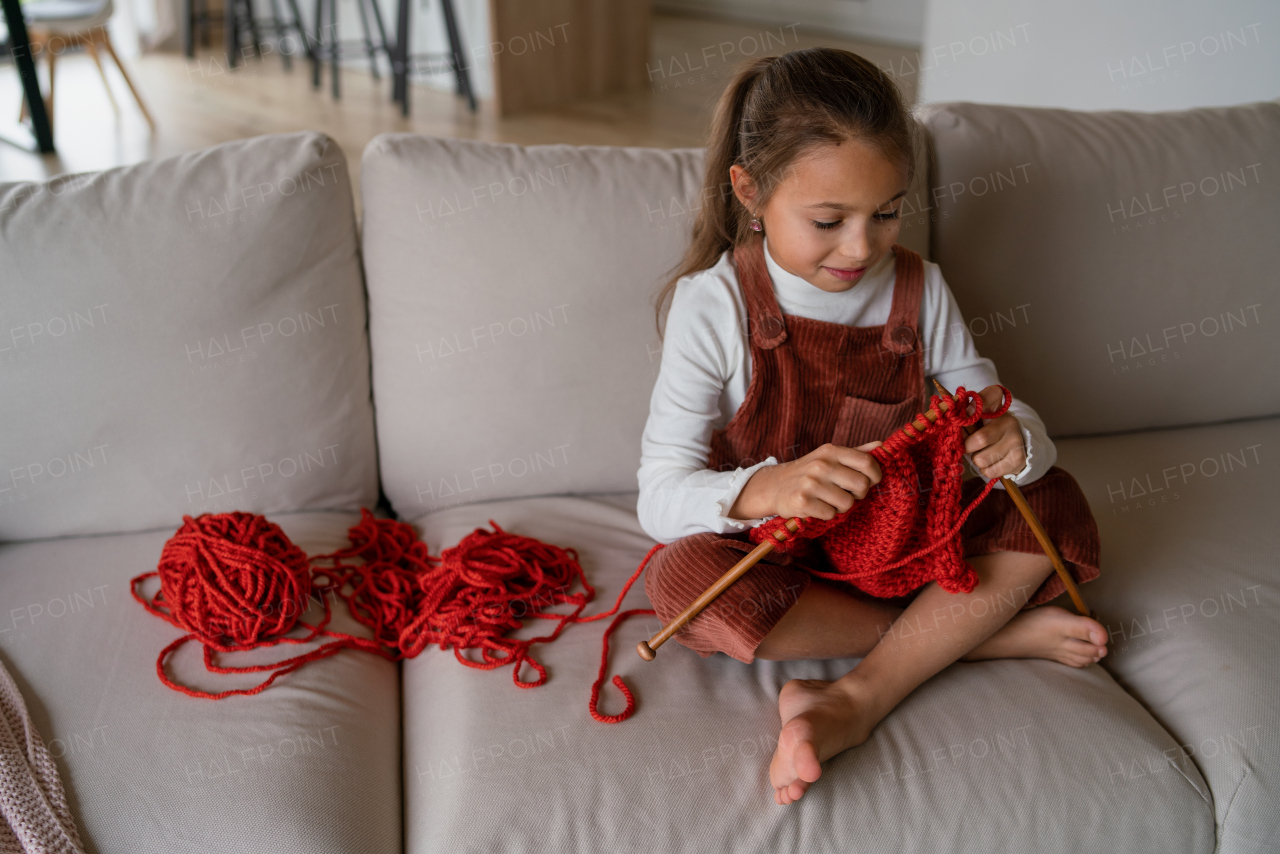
961 605 1108 667
768 679 881 805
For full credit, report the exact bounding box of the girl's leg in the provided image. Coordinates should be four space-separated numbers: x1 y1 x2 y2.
752 582 903 660
755 572 1107 665
765 550 1105 805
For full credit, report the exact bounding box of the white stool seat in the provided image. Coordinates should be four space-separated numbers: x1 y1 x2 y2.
23 0 113 35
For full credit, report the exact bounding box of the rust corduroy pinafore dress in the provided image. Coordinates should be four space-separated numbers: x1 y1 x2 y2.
642 240 1101 663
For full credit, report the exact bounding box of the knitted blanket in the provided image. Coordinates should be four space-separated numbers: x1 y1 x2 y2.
0 661 85 854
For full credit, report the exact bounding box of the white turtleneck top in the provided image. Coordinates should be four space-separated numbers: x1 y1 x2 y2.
636 239 1055 544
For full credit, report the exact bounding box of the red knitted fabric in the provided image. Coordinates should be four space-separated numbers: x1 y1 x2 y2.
132 512 655 722
748 385 1011 598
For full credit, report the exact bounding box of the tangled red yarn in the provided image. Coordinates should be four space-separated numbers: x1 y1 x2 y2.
132 386 1007 723
749 385 1011 598
132 512 655 722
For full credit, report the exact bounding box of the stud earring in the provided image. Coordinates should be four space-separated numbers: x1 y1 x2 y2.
749 216 762 232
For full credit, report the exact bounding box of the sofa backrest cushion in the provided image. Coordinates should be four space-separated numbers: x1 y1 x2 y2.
361 131 933 517
361 136 701 516
0 132 379 540
923 101 1279 437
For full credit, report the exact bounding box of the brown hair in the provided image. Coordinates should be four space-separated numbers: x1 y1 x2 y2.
655 48 915 336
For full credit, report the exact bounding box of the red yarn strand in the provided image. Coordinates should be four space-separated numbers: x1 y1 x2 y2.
132 511 656 720
586 544 662 723
132 386 1009 720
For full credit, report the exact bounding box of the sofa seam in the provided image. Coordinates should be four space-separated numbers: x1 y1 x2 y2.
1168 753 1214 808
1215 765 1252 853
1050 411 1279 443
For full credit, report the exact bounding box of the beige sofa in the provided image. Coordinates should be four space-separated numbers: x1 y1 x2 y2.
0 99 1275 853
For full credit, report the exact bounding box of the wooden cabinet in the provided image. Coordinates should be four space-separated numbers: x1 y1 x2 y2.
488 0 651 115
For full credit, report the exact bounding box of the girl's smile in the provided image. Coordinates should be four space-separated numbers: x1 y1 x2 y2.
822 265 869 283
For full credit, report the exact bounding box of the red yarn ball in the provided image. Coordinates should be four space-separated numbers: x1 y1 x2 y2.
148 512 313 650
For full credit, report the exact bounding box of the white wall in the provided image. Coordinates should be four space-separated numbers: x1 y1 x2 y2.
655 0 925 47
919 0 1279 110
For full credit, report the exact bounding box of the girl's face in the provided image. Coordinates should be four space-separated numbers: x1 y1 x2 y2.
732 140 908 293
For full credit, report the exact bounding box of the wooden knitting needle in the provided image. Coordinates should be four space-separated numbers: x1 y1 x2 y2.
637 518 801 661
931 379 1092 618
638 394 966 661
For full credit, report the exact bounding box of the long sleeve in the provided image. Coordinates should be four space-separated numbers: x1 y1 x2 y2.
919 264 1057 488
635 251 1058 546
636 261 777 544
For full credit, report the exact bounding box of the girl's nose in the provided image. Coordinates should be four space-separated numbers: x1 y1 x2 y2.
840 222 872 263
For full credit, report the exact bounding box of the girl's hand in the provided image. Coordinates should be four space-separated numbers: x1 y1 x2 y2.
963 385 1027 480
728 442 883 521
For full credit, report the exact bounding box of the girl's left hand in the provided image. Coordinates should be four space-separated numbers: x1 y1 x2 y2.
963 385 1028 480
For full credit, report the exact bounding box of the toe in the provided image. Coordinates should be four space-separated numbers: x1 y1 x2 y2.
1064 637 1097 655
1066 649 1096 668
1086 620 1109 646
1065 616 1104 645
1062 638 1102 667
795 741 822 784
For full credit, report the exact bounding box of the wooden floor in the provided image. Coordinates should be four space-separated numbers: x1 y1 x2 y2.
0 14 918 204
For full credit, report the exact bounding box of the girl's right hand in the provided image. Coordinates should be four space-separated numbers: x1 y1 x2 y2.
728 442 883 522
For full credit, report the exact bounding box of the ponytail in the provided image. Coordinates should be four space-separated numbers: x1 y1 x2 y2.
654 48 915 337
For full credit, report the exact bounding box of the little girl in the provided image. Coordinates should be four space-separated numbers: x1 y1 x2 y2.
637 48 1105 806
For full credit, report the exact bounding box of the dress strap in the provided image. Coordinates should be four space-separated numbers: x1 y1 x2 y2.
731 238 787 350
881 244 925 355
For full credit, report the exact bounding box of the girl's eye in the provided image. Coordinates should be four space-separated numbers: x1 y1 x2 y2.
813 220 840 230
874 209 902 222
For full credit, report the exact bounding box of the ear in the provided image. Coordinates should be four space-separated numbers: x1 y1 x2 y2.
729 165 758 213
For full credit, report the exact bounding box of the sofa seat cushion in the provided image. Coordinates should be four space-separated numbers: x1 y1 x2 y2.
1055 416 1280 854
0 132 379 540
402 494 1213 853
0 511 399 854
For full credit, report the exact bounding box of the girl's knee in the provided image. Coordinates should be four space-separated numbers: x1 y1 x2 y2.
642 533 737 618
971 550 1053 586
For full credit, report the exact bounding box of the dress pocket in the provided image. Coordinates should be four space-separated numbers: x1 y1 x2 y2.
831 393 924 448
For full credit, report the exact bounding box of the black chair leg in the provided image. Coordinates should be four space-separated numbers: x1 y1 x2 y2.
199 0 211 47
311 0 322 87
225 0 239 68
355 0 379 79
243 0 264 59
369 0 393 74
283 0 314 61
439 0 475 112
329 0 340 98
393 0 408 114
266 0 289 69
1 0 54 152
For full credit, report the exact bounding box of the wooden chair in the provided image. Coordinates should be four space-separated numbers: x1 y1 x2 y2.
19 0 155 132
